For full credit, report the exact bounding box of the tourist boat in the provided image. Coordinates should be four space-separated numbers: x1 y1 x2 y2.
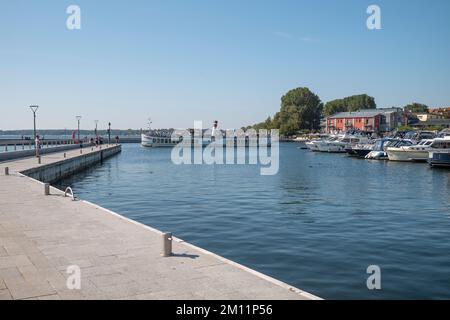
141 118 182 147
141 130 181 147
365 139 413 160
141 120 270 148
386 139 434 162
428 136 450 167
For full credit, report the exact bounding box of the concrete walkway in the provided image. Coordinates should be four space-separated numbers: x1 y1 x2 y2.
0 147 319 300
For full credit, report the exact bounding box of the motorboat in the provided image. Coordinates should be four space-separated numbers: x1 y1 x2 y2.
346 142 375 158
318 132 371 153
428 136 450 167
386 139 434 162
293 136 310 149
305 135 334 152
365 139 413 160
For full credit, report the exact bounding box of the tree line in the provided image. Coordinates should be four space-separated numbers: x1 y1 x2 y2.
248 87 435 136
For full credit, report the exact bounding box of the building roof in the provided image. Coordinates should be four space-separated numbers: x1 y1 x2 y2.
328 108 402 119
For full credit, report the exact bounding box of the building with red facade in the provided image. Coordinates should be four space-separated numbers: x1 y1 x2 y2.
326 108 405 134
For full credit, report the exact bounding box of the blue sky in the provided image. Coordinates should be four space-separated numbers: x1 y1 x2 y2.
1 0 449 130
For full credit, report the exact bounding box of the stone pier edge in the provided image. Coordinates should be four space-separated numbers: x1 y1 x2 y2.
15 170 322 300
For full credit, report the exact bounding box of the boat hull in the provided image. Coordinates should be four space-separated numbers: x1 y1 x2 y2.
429 151 450 167
141 134 177 147
365 151 388 160
347 148 371 158
387 149 428 162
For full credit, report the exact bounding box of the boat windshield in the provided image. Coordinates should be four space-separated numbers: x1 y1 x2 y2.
431 140 450 149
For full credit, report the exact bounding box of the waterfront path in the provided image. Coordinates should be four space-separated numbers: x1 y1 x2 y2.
0 146 319 300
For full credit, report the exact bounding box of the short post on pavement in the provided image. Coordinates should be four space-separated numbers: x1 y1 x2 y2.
44 183 50 195
5 167 9 176
161 232 173 257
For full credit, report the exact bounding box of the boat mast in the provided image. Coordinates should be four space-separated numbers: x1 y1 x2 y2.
147 118 152 133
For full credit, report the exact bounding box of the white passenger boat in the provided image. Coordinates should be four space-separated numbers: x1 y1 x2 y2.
141 130 181 147
141 119 181 147
141 120 270 148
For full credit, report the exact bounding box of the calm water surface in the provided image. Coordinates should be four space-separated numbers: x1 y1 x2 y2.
56 143 450 299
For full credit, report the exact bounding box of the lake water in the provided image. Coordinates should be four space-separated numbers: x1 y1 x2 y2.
55 143 450 299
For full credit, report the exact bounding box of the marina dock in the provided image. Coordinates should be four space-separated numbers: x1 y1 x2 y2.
0 145 319 300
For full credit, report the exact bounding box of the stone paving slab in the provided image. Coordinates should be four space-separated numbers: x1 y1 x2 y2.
0 146 320 300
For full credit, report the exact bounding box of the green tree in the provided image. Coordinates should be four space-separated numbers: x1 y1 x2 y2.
323 94 376 116
278 87 323 135
250 87 323 136
403 103 429 113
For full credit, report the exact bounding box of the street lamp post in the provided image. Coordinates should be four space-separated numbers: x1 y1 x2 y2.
29 106 39 157
29 106 39 140
108 122 111 144
94 120 99 145
76 116 82 143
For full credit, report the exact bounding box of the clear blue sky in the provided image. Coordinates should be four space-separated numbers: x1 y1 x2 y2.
1 0 449 130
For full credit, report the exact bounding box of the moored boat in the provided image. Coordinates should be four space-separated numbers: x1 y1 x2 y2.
346 142 374 158
386 139 434 162
428 136 450 168
365 139 413 160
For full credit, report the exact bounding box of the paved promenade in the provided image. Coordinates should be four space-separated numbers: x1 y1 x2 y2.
0 147 319 300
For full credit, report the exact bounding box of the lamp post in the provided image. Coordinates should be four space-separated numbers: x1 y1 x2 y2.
29 106 39 140
108 122 111 144
29 106 39 156
94 120 99 145
76 116 82 143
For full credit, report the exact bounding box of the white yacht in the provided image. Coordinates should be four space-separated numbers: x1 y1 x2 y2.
387 135 450 162
305 140 321 151
386 139 434 162
305 134 330 151
316 132 371 153
365 139 413 160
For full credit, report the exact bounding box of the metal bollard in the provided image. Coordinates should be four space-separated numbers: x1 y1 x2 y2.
44 183 50 195
161 232 173 257
5 167 9 175
37 156 41 164
80 149 83 154
63 152 66 158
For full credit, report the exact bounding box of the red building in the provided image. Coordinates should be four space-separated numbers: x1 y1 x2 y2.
327 111 381 133
326 108 405 134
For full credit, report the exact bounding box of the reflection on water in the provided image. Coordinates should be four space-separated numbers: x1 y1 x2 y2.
55 143 450 299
